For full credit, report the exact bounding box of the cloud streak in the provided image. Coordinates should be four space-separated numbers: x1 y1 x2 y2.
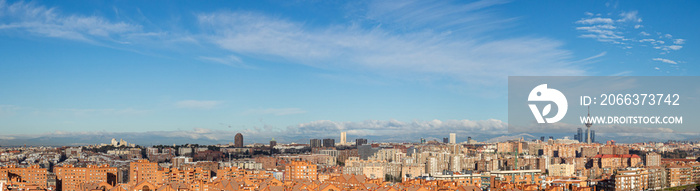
575 10 683 53
0 0 585 86
576 17 614 25
244 108 307 116
0 119 508 145
3 118 698 146
0 0 140 43
197 2 583 85
652 58 677 65
176 100 222 109
575 9 686 72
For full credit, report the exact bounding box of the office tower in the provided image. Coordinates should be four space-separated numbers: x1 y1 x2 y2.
356 138 368 146
467 137 472 143
449 133 456 144
340 132 347 145
234 133 244 147
591 130 595 143
310 139 322 148
420 138 426 144
322 138 335 147
540 136 545 142
443 138 449 143
576 128 583 142
270 138 277 147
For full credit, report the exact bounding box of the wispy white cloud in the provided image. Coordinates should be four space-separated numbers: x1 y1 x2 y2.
610 71 633 76
0 0 583 86
175 100 222 109
654 45 683 52
617 11 642 22
576 10 684 57
244 108 307 116
4 119 696 145
198 55 253 68
0 0 140 42
363 0 510 32
574 15 627 43
652 58 678 65
197 3 583 85
674 39 685 44
575 51 607 63
575 17 614 25
289 119 508 138
1 119 509 144
667 45 682 50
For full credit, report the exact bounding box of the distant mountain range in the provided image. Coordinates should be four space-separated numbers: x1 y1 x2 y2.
1 130 696 147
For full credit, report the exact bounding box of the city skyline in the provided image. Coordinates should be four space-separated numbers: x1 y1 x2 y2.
1 1 700 146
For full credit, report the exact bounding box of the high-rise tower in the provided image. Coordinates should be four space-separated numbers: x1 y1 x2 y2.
585 106 593 144
575 128 583 142
340 132 347 145
235 133 243 147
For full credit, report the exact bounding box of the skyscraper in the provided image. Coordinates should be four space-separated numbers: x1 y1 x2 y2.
443 138 449 143
355 138 367 146
449 133 456 144
576 128 583 142
322 138 335 147
340 132 347 145
310 139 322 148
234 133 243 147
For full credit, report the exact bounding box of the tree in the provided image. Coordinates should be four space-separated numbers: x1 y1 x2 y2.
385 174 401 183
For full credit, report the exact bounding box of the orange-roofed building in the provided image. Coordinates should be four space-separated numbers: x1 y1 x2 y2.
284 161 317 181
0 165 48 189
54 164 118 191
129 159 169 186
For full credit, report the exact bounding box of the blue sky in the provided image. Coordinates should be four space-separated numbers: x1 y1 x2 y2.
0 0 698 144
